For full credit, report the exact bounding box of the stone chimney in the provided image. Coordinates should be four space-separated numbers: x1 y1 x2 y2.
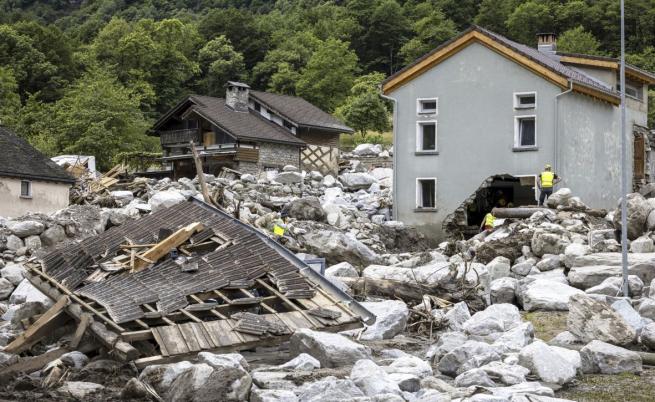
225 81 250 112
537 33 557 55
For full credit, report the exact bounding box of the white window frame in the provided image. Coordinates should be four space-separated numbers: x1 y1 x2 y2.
20 180 32 198
415 177 437 209
416 97 438 115
416 120 438 152
515 174 539 203
513 91 537 109
514 115 537 149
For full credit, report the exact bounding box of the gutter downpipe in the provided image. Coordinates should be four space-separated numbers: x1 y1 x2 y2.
554 81 574 173
380 90 398 221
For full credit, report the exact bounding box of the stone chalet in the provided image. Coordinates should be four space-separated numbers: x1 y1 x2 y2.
151 82 353 179
0 126 74 218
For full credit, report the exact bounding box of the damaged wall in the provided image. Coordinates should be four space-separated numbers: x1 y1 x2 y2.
389 42 561 239
0 177 70 218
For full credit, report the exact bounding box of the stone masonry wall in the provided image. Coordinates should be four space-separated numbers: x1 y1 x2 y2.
258 143 300 170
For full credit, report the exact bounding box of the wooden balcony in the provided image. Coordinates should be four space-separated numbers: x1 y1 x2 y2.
160 129 201 145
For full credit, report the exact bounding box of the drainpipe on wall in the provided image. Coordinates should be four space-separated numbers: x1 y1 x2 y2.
554 81 574 173
380 91 398 220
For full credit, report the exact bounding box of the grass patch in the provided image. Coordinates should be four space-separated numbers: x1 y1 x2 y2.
557 371 655 402
522 311 568 342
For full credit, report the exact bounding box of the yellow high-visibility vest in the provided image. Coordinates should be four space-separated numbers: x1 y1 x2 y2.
541 171 554 188
484 213 495 227
273 223 285 236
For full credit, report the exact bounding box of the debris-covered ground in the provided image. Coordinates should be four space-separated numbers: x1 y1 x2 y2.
2 150 655 401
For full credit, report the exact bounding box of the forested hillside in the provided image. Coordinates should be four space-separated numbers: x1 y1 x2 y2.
1 0 654 168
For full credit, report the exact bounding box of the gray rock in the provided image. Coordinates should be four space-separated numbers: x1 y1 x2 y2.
631 236 655 253
437 340 502 376
289 329 371 368
388 373 420 392
110 190 134 205
9 301 46 327
454 368 496 387
9 279 52 306
325 262 358 278
359 300 408 340
165 361 251 402
57 381 104 399
511 261 534 277
487 256 511 281
23 235 41 251
138 361 195 395
251 371 296 390
479 361 529 385
350 359 402 397
613 193 652 240
549 331 583 347
444 301 471 331
251 389 299 402
568 264 653 290
640 322 655 350
638 298 655 320
352 143 383 156
462 303 522 340
531 230 570 258
148 190 186 212
490 277 518 304
564 243 589 268
298 376 365 401
425 331 468 363
276 171 302 184
301 230 378 266
384 355 433 378
493 322 534 352
546 188 572 208
519 340 577 385
40 225 67 247
489 382 555 399
60 351 89 369
611 299 647 332
535 255 562 272
1 263 25 286
286 197 326 222
268 353 320 372
580 340 642 374
5 235 23 251
7 220 45 237
0 351 18 368
339 173 377 190
0 278 14 300
567 294 636 346
520 279 583 311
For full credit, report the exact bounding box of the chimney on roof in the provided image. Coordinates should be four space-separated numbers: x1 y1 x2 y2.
537 33 557 55
226 81 250 112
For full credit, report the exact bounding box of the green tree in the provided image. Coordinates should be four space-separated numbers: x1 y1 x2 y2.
18 69 156 170
506 1 555 45
197 36 246 97
400 8 457 64
296 38 359 112
557 26 603 55
474 0 520 35
0 67 20 128
628 47 655 127
335 72 390 140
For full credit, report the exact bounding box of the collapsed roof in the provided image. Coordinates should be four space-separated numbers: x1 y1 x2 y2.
18 198 374 367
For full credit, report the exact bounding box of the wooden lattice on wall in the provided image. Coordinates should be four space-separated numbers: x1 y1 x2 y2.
301 145 339 175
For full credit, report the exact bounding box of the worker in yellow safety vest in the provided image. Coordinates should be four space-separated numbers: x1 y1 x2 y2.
480 212 496 233
538 164 561 206
273 210 289 240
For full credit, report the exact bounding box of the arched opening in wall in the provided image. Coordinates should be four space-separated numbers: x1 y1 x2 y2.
443 174 537 238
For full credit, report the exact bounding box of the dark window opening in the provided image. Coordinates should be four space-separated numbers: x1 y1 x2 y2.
418 179 436 208
419 123 436 151
517 118 535 147
254 102 261 112
419 99 437 113
20 180 32 198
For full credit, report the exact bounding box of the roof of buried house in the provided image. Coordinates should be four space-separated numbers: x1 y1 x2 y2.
25 198 373 366
0 126 75 184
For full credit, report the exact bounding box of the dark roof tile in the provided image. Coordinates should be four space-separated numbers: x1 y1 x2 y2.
0 126 75 183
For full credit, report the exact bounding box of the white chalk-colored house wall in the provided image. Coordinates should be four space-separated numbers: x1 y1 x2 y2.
0 177 70 218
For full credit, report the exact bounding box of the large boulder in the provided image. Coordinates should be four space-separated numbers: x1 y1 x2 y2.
9 279 52 307
298 376 365 401
148 190 186 212
493 322 534 352
490 277 518 304
486 256 511 281
519 278 583 311
531 230 570 257
359 300 408 340
339 173 377 190
631 236 655 253
289 329 371 368
352 143 383 156
5 235 23 251
425 331 468 363
580 340 642 374
444 301 471 331
462 304 522 340
640 322 655 350
325 262 359 278
479 361 529 386
1 263 25 286
350 359 402 397
286 197 326 222
437 340 502 376
57 381 104 400
251 389 298 402
7 220 45 237
545 188 572 209
301 230 377 266
613 193 653 240
276 171 302 184
518 341 577 385
454 368 496 388
567 294 636 346
0 278 14 300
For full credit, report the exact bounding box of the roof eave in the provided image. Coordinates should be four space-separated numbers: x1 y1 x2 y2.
298 123 354 134
558 54 655 85
0 171 75 184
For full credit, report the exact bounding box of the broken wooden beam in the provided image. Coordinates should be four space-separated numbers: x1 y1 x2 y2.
190 141 212 204
4 296 71 354
70 313 92 349
339 277 480 305
132 222 204 272
0 347 69 383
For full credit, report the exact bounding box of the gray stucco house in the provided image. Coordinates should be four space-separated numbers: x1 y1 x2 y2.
152 82 353 179
382 26 655 238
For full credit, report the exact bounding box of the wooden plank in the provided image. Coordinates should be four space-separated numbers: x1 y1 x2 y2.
190 141 212 204
190 322 215 349
132 222 205 272
121 329 154 342
69 313 92 349
0 347 69 379
178 323 201 352
4 296 70 354
255 279 322 327
152 327 170 357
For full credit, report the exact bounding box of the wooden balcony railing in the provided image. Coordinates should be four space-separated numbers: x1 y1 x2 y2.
160 129 201 145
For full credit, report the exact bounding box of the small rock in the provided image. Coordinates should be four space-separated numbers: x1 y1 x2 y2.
359 300 409 340
268 353 320 372
350 359 402 397
1 263 25 286
23 235 41 251
490 277 518 304
462 303 522 340
60 351 89 369
444 301 471 331
631 236 655 253
325 262 359 278
518 341 577 385
454 368 496 387
640 322 655 350
0 278 14 300
120 378 149 400
40 225 67 247
251 389 298 402
57 381 104 399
